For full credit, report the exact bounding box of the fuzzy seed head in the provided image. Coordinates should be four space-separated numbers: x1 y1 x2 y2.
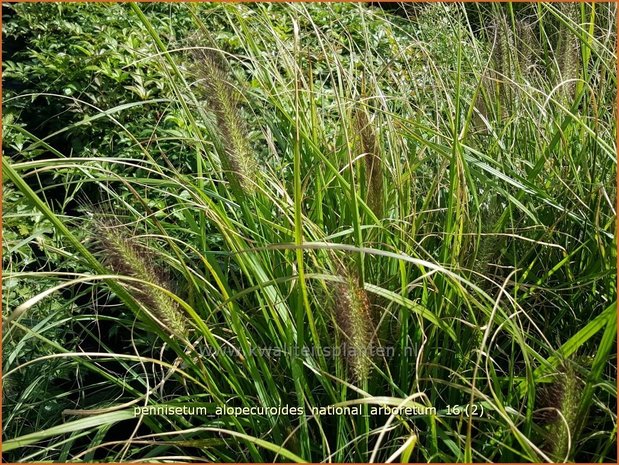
354 108 384 218
542 365 583 462
333 269 375 383
193 48 257 195
556 3 581 100
93 218 187 338
492 13 516 114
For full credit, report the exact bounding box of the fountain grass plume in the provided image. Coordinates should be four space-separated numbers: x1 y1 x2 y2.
537 364 583 462
556 3 581 100
354 107 384 219
192 47 258 195
333 265 375 383
92 216 188 339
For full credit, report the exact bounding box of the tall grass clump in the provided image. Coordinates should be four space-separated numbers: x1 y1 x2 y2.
2 2 616 463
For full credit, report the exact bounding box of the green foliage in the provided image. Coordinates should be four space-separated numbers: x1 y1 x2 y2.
3 2 617 463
